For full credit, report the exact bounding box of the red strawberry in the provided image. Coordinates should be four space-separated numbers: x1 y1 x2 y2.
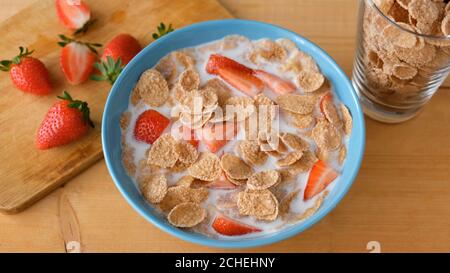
253 69 296 94
212 214 262 236
304 160 339 200
91 34 141 85
134 109 170 144
58 34 101 85
206 54 253 75
207 172 236 190
0 47 52 95
199 121 237 153
102 34 141 65
36 91 94 149
55 0 93 34
206 54 264 97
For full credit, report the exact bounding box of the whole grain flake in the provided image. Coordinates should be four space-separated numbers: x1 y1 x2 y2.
247 170 280 190
312 120 342 151
220 153 253 180
147 134 179 168
237 189 279 221
159 184 209 212
136 69 169 107
167 202 206 228
139 173 168 204
188 152 221 181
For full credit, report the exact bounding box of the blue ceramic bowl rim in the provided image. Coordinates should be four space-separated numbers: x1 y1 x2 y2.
102 19 365 249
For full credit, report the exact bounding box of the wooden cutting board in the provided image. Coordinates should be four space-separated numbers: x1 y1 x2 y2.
0 0 232 214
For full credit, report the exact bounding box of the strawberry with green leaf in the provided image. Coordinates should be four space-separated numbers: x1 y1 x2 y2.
36 91 94 150
58 34 101 85
91 34 141 84
0 47 52 95
152 22 174 40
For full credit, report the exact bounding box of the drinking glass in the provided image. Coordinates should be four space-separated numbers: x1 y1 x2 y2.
352 0 450 123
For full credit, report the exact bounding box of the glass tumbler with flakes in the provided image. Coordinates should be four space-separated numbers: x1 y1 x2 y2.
352 0 450 123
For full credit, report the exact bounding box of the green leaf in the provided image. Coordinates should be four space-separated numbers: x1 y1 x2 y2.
90 74 107 81
90 57 123 85
57 90 73 101
152 22 175 40
12 56 20 65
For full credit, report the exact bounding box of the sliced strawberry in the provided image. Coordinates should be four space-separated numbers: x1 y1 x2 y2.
55 0 92 33
207 172 236 190
206 54 264 97
206 54 253 75
199 121 237 153
58 35 101 85
253 69 296 94
134 109 170 144
304 160 339 200
212 214 262 236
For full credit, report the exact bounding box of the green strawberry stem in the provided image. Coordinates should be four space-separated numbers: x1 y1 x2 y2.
57 34 102 55
0 47 34 71
152 22 174 40
90 56 123 85
57 91 95 128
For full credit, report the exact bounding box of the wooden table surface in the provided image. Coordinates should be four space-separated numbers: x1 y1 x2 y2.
1 0 450 253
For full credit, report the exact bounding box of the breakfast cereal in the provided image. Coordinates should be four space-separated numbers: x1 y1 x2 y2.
119 35 353 237
359 0 450 106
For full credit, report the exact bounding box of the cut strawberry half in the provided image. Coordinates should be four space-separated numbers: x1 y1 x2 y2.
212 214 262 236
134 109 170 144
253 69 296 94
207 172 236 190
304 160 339 200
55 0 93 34
58 34 101 85
206 54 264 97
199 121 237 153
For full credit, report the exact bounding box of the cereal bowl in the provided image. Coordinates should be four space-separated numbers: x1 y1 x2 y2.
102 19 365 248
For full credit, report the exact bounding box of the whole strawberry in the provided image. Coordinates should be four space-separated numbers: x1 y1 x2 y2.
91 34 141 85
102 34 141 65
55 0 94 34
58 34 101 85
0 47 52 95
36 91 94 150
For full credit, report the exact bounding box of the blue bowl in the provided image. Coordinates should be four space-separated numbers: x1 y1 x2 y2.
102 19 365 248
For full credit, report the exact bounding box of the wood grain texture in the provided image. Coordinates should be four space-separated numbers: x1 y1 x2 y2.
0 0 232 214
1 0 450 253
